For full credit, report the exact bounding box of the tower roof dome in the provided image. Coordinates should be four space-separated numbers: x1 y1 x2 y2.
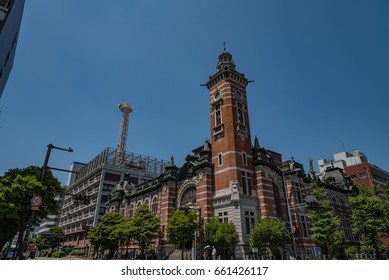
216 43 236 71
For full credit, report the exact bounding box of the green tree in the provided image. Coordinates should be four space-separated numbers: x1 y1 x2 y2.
373 183 389 244
87 212 126 259
203 217 219 246
249 217 286 259
167 209 198 259
214 221 238 259
348 184 387 258
0 166 63 259
204 217 238 259
308 159 345 259
47 226 65 254
33 236 50 251
128 204 160 259
114 220 133 259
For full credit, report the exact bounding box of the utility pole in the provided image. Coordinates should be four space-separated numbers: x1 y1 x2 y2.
19 144 74 259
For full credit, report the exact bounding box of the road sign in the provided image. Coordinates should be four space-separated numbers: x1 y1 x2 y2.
31 195 43 207
31 206 40 211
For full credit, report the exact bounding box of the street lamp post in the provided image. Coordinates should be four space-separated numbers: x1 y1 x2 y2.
21 144 74 258
184 203 202 260
282 168 301 259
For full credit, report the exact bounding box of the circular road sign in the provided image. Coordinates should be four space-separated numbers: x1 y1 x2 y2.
31 195 43 207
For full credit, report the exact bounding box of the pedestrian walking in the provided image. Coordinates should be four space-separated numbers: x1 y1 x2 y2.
212 246 216 260
203 250 209 260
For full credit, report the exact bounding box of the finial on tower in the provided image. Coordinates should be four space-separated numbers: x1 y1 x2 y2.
223 42 226 51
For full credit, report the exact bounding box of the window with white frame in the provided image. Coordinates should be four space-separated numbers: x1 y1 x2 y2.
242 152 247 165
215 104 222 126
241 171 252 195
244 211 255 234
152 197 158 214
299 215 309 238
237 102 244 124
218 153 223 166
217 211 229 223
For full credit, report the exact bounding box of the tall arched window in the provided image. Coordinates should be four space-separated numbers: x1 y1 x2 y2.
152 197 158 214
128 204 134 218
273 183 283 218
144 199 150 210
215 104 222 126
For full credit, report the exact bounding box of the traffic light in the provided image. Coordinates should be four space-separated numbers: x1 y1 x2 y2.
74 194 83 203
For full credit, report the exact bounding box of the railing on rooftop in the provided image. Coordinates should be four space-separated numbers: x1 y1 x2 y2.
75 147 168 182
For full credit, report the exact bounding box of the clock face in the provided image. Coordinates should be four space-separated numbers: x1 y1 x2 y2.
235 90 242 99
214 91 221 101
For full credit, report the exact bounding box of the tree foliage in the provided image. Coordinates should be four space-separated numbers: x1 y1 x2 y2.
167 209 198 246
87 212 126 259
87 206 160 259
204 217 238 258
127 204 160 259
203 217 219 246
47 226 65 252
33 236 50 251
249 217 285 259
0 166 63 258
348 184 388 258
308 159 345 259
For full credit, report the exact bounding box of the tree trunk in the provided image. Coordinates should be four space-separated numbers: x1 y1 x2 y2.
16 211 27 259
181 241 184 260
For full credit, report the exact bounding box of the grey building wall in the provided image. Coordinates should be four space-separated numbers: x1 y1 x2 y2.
0 0 25 98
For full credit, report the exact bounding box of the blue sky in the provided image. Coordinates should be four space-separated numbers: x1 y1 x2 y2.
1 0 388 185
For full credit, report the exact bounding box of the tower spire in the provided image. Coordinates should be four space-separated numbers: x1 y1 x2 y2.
116 101 133 166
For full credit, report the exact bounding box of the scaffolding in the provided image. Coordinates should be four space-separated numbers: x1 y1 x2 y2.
75 147 168 182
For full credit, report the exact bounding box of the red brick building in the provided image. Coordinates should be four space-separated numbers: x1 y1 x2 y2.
104 48 361 260
106 48 324 259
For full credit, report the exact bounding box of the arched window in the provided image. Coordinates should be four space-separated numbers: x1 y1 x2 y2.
332 197 338 213
144 199 150 210
152 197 158 214
136 201 141 212
128 204 134 218
180 186 196 206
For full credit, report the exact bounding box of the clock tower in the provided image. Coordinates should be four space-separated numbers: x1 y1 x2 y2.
206 47 257 258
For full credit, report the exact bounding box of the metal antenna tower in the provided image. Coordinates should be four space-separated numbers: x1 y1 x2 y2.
116 102 133 166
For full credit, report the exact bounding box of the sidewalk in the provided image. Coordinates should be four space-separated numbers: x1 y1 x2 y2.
33 255 88 260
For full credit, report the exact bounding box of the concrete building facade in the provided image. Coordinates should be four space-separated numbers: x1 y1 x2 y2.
0 0 25 98
318 150 389 188
59 148 167 252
